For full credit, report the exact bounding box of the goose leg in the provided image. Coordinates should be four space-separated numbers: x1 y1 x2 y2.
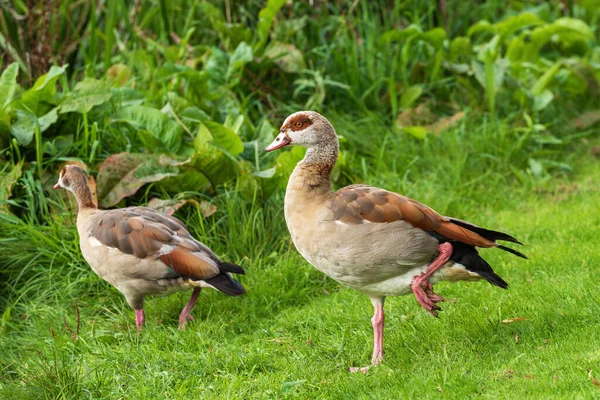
350 297 385 373
135 309 145 331
178 288 201 330
411 242 452 317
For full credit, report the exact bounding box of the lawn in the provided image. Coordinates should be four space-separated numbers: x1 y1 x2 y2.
1 1 600 399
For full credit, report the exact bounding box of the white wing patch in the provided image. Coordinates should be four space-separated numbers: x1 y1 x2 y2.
88 236 107 248
158 245 177 256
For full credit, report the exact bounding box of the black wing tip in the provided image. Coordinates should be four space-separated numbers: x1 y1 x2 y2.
205 273 246 296
497 245 528 260
478 271 509 289
219 261 245 275
447 218 524 246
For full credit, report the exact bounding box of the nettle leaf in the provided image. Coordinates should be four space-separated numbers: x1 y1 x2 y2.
60 78 112 114
113 106 183 154
264 42 306 73
11 110 37 146
96 153 180 207
255 0 287 52
0 63 19 109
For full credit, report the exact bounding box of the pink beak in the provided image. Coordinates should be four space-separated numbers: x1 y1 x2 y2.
53 182 61 189
265 132 291 152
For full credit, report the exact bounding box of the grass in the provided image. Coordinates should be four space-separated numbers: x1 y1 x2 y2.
2 1 600 398
1 129 599 398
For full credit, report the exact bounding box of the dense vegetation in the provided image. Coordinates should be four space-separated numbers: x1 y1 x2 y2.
1 0 599 398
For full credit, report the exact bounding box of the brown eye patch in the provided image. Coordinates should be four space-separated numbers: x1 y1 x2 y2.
283 114 313 132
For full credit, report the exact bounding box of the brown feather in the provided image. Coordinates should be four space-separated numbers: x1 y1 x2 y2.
331 185 498 248
159 248 219 279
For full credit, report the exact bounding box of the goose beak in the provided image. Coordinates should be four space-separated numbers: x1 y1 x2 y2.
265 132 291 152
53 182 61 189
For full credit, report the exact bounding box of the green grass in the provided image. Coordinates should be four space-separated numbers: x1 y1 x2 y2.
1 134 600 398
2 1 600 398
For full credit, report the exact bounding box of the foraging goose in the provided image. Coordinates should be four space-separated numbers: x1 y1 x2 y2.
54 165 245 330
265 111 526 372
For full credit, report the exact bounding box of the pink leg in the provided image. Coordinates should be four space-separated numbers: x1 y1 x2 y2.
350 297 385 373
411 242 453 317
135 309 145 331
178 288 201 330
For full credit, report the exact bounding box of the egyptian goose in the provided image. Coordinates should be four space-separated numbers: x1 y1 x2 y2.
265 111 526 372
54 165 245 330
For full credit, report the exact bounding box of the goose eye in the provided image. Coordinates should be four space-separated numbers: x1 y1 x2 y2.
295 122 302 127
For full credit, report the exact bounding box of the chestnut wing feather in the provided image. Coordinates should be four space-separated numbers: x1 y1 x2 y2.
331 185 496 248
91 208 220 279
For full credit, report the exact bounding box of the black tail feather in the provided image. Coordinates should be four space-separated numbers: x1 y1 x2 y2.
450 242 508 289
497 245 528 259
219 261 245 275
205 273 246 296
447 218 523 245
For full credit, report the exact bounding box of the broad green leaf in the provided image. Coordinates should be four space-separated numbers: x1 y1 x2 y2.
255 0 287 52
253 167 276 178
399 85 423 110
512 18 594 62
19 64 67 115
60 78 112 114
113 106 183 154
494 12 544 40
204 47 229 85
203 121 244 155
38 107 58 132
0 63 19 109
420 28 446 48
467 20 494 36
29 65 67 92
11 110 36 146
402 126 427 139
96 153 180 207
0 161 22 213
380 25 422 45
224 114 244 135
553 18 594 39
531 62 562 96
181 107 209 124
449 37 472 62
528 158 543 177
264 42 306 73
533 90 554 111
227 42 253 83
471 59 508 94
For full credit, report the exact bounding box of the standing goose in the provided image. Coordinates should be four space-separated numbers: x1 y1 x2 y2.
54 165 245 330
265 111 526 372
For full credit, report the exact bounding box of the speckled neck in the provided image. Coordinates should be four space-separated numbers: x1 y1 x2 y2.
299 139 338 178
72 177 96 211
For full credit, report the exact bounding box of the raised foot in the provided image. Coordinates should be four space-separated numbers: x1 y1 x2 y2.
411 275 444 317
